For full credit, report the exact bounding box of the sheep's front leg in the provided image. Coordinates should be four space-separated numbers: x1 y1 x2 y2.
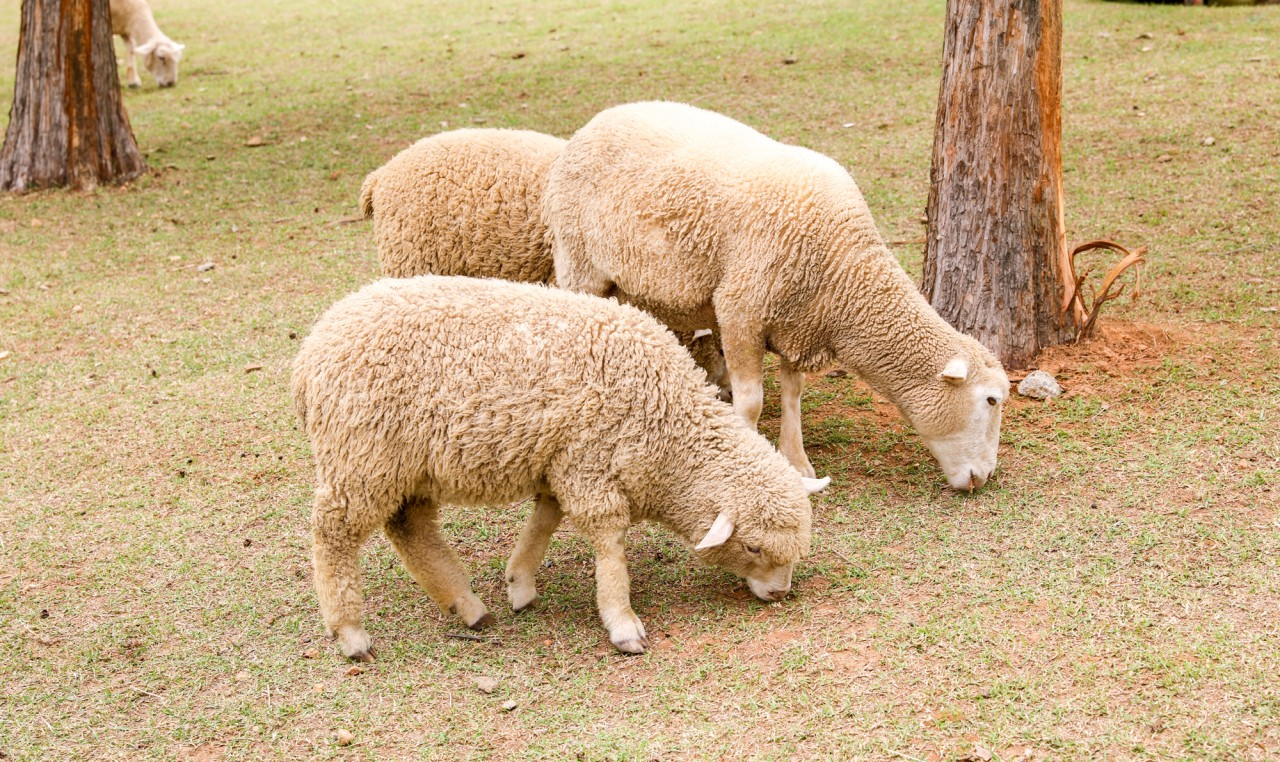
384 496 493 630
312 489 379 662
585 524 647 654
719 324 766 429
778 359 815 477
122 38 142 88
505 493 563 612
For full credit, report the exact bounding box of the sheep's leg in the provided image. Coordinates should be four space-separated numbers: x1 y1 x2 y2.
384 496 493 630
581 523 648 654
505 493 564 612
719 326 766 429
778 359 816 477
312 488 379 662
121 37 141 88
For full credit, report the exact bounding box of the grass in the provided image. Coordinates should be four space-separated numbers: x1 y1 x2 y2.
1 0 1278 759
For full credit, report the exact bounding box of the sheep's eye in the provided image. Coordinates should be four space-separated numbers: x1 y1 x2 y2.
986 396 998 406
745 545 760 554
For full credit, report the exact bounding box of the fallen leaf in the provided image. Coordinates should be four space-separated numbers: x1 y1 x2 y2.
302 648 319 659
196 261 215 272
234 670 250 681
782 56 798 65
1156 154 1173 163
244 365 263 374
345 665 364 677
244 136 264 147
0 351 10 362
511 51 526 59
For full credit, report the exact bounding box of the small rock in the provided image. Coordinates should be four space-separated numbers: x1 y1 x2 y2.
782 56 798 65
973 747 993 762
474 676 499 694
244 364 263 374
1017 370 1063 400
234 670 250 681
500 700 517 712
245 136 264 147
302 648 319 659
1201 136 1215 146
345 665 364 677
825 368 849 378
1156 154 1173 163
336 728 354 746
1136 32 1153 40
196 261 215 273
0 351 10 362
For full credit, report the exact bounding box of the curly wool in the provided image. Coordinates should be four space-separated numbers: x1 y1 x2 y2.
292 276 812 655
360 129 566 282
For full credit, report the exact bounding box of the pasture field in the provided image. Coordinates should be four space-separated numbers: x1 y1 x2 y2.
1 0 1277 759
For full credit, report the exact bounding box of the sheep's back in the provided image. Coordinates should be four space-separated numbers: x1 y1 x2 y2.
369 129 565 283
293 276 711 505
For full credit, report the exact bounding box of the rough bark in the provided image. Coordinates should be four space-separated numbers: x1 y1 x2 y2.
0 0 145 192
921 0 1070 370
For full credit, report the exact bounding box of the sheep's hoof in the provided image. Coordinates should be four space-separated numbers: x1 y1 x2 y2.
611 635 649 655
127 81 141 89
348 648 376 664
508 583 538 613
468 613 496 631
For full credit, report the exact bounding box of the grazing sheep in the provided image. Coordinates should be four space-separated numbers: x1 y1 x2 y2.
359 129 565 282
292 275 825 660
358 127 731 394
543 101 1010 490
109 0 184 89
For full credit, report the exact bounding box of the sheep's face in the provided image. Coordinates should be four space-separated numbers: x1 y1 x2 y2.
907 350 1009 491
692 475 821 601
136 39 184 87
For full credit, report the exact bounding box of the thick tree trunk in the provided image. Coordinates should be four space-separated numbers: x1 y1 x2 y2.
921 0 1070 370
0 0 145 192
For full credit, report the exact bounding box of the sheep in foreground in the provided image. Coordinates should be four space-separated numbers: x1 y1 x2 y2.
358 127 730 393
109 0 184 88
292 275 825 660
543 101 1010 490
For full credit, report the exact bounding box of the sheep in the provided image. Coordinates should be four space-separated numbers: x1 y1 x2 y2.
359 129 565 283
292 275 827 660
109 0 184 88
543 101 1011 491
358 127 731 395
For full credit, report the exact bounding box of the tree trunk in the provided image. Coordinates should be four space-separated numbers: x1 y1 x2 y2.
0 0 146 192
921 0 1070 370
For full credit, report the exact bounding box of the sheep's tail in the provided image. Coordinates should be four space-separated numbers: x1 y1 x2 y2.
359 170 378 219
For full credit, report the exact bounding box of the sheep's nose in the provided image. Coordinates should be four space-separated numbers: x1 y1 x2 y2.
766 588 790 601
968 470 988 491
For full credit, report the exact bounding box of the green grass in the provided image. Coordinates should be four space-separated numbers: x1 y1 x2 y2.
1 0 1279 759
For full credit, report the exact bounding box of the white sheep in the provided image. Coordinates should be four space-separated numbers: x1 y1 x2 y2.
110 0 184 88
292 275 826 660
359 129 566 282
543 101 1010 490
358 127 731 395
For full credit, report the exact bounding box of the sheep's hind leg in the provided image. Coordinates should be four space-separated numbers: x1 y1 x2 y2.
778 359 816 478
505 493 564 612
718 323 766 429
385 496 493 630
312 489 379 662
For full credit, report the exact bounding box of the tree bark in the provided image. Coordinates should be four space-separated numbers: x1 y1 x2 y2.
921 0 1070 370
0 0 146 192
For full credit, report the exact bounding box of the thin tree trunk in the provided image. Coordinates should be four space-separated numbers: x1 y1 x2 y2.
921 0 1070 370
0 0 145 192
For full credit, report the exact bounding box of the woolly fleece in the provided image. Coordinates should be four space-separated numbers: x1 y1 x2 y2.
359 129 565 282
292 275 813 657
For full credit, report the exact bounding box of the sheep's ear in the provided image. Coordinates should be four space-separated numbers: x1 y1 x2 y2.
939 356 968 384
174 42 186 52
801 476 830 495
134 40 158 55
695 511 735 550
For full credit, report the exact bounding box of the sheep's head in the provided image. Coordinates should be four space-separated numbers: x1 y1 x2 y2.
692 473 824 601
902 342 1009 492
135 39 184 88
